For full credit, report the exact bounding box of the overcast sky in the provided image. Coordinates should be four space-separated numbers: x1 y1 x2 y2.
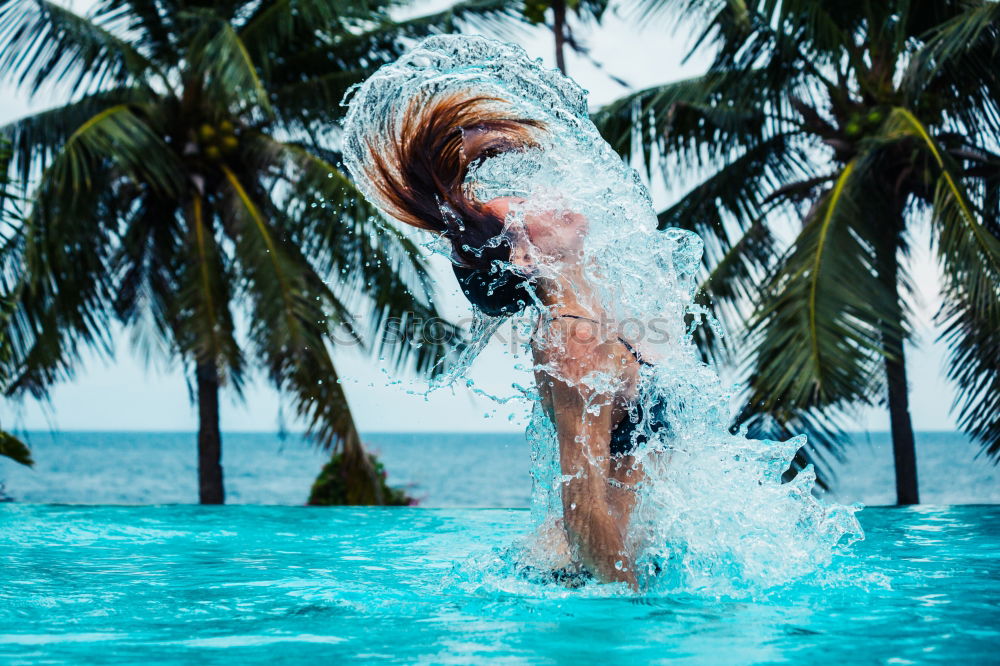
0 1 958 433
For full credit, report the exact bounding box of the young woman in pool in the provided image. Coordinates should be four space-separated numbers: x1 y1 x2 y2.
352 93 673 589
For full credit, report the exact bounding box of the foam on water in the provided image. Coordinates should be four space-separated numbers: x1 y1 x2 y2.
341 34 863 597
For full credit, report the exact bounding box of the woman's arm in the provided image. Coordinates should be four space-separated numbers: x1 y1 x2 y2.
536 327 638 589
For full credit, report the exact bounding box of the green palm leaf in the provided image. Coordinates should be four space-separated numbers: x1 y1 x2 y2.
0 0 161 95
0 429 32 466
252 0 527 129
92 0 175 61
239 0 376 72
1 87 150 184
190 14 273 118
45 104 181 198
747 160 897 407
902 1 1000 92
593 71 773 176
244 133 462 374
878 109 1000 460
388 0 528 41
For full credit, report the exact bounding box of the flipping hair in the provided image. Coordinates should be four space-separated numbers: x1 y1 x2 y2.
362 92 545 271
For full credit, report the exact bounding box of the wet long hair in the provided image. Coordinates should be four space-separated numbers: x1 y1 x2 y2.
359 92 544 316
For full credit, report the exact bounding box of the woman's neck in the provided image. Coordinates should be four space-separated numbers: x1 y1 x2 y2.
534 262 604 319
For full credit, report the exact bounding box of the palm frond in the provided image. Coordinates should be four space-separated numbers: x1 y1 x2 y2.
594 73 726 171
239 0 375 74
740 158 901 443
45 104 181 200
187 196 236 363
902 1 1000 141
124 193 247 392
108 189 181 356
93 0 175 62
938 276 1000 460
2 104 175 399
245 134 463 375
219 163 363 451
268 70 364 131
221 164 318 336
593 69 788 180
3 157 133 398
1 87 152 185
0 135 18 224
258 303 365 458
879 108 1000 460
902 1 1000 93
0 0 160 95
0 429 32 466
191 15 272 119
257 0 527 129
390 0 528 41
690 212 776 364
657 132 809 249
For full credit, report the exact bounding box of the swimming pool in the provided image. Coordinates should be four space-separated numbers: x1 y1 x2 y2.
2 504 997 664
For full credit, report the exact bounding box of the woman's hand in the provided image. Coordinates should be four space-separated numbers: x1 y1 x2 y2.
561 473 639 590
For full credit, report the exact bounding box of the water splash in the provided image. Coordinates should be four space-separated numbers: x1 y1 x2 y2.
341 34 862 597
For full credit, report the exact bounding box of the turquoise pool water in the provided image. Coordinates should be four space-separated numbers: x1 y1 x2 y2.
2 505 997 664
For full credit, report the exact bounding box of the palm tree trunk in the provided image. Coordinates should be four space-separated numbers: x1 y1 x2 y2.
553 0 567 74
875 217 919 505
884 343 919 504
341 414 386 505
196 360 225 504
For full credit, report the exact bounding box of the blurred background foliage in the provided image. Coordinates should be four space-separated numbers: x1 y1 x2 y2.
0 135 33 467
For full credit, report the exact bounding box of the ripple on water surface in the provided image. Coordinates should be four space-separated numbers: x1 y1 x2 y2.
1 504 998 664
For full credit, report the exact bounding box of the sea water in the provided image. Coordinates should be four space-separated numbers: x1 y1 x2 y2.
1 430 997 507
340 34 862 593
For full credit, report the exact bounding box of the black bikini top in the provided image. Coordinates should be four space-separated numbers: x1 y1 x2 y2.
549 313 667 457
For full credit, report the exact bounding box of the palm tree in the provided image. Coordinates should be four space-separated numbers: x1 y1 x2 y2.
521 0 609 74
595 0 1000 504
0 135 32 468
0 0 522 503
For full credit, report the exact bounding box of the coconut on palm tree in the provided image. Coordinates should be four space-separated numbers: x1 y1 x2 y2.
0 0 521 503
595 0 1000 504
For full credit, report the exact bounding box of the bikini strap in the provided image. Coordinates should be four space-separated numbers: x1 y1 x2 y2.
550 314 651 365
553 314 598 324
